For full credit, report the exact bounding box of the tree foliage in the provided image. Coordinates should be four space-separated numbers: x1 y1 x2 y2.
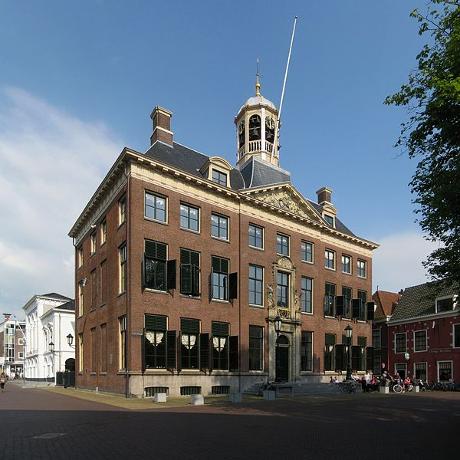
385 0 460 285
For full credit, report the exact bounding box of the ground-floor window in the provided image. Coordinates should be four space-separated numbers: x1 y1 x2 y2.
395 362 407 379
438 361 453 381
249 325 263 371
144 314 167 369
212 322 229 370
324 333 336 371
301 331 313 371
414 362 427 381
180 318 200 369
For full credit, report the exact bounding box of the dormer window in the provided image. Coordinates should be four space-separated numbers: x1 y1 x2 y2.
238 121 245 148
436 296 456 313
249 115 261 141
323 214 335 227
211 169 227 187
265 117 275 143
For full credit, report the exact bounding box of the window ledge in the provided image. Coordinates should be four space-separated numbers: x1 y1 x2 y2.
248 370 265 374
342 271 352 276
179 294 201 301
117 221 126 230
249 304 264 309
99 372 107 375
211 299 230 304
144 288 168 295
211 236 230 244
300 311 313 316
324 315 337 320
357 275 367 280
324 267 336 272
249 245 264 251
180 227 201 235
301 260 314 265
276 253 290 257
117 292 127 298
144 216 168 226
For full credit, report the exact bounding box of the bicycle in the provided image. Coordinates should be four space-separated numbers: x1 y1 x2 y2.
392 382 414 393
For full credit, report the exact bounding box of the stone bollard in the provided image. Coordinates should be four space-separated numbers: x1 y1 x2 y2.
229 393 242 403
415 386 420 393
379 385 389 394
191 394 205 406
263 390 276 400
154 393 167 403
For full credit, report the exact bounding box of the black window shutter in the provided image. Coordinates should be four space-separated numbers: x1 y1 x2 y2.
366 302 375 321
335 344 345 371
141 328 146 372
209 271 213 301
335 296 344 316
199 333 210 370
229 272 238 300
167 260 176 290
366 346 374 371
229 336 239 371
352 299 361 319
141 257 145 291
176 333 182 372
166 330 176 369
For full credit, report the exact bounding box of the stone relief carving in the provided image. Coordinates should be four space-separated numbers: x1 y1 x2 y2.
267 284 275 309
277 256 293 270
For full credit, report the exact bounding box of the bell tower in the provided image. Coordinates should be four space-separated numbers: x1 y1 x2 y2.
235 75 280 169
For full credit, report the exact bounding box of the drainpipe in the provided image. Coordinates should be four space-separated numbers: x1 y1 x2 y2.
124 163 131 399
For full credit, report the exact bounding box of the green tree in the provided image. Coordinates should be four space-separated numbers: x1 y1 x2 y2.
385 0 460 286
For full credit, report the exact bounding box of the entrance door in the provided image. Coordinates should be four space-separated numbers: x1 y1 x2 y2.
275 335 289 382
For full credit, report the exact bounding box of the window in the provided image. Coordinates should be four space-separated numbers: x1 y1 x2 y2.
395 363 407 379
436 296 454 313
414 362 427 381
238 120 245 148
324 334 336 371
324 283 336 316
77 247 83 267
357 259 367 278
90 269 97 309
100 260 107 305
342 286 352 318
357 290 367 320
90 233 96 255
249 114 261 141
276 271 289 308
414 330 427 352
78 281 84 316
325 249 335 270
145 192 167 223
100 219 107 245
301 331 313 371
211 256 229 301
211 213 229 240
91 328 97 372
180 248 200 296
249 265 263 306
144 240 167 291
180 204 199 232
249 325 263 371
342 255 351 274
119 316 127 370
352 337 366 371
18 352 24 359
211 169 227 187
395 332 406 353
180 318 200 369
119 244 127 294
301 241 313 263
324 214 335 227
454 324 460 348
78 333 84 372
119 196 126 225
276 234 289 256
372 328 381 349
248 224 264 249
265 116 275 143
144 314 167 369
301 277 313 313
212 322 229 370
438 361 452 381
100 324 107 373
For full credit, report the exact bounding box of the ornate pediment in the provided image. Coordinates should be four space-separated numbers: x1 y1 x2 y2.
243 185 322 223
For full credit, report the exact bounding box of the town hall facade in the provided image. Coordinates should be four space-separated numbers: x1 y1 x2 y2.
69 81 378 397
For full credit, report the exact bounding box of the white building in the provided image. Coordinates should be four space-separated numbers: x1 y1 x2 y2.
23 293 75 382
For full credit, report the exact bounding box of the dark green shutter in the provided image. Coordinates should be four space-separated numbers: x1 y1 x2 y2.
366 346 374 372
352 299 361 319
229 272 238 300
335 344 345 371
335 296 344 316
229 336 239 371
212 322 229 336
141 328 146 372
366 302 375 321
145 314 167 331
192 265 200 296
141 257 145 291
167 259 176 290
200 333 210 370
181 264 192 294
166 330 176 369
181 318 200 334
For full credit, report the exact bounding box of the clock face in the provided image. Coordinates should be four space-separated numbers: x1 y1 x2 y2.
265 117 275 130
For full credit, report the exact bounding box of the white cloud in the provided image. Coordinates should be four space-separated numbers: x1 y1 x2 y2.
0 87 122 318
372 232 439 293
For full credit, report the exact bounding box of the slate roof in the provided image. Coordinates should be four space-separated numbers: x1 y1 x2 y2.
56 300 75 311
390 281 459 322
307 200 356 237
240 157 291 188
40 293 72 302
372 290 400 321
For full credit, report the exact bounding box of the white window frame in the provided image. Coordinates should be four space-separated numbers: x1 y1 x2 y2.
413 329 427 352
323 213 335 228
301 240 314 264
414 362 427 381
276 233 290 257
248 264 264 308
453 323 460 348
437 360 453 382
180 203 200 233
211 213 229 241
394 362 407 376
144 191 168 224
100 219 107 245
435 295 454 313
90 233 97 255
248 224 264 250
394 332 407 353
77 247 83 268
341 254 352 274
300 276 313 315
118 196 126 226
210 168 229 187
357 259 367 278
324 249 336 271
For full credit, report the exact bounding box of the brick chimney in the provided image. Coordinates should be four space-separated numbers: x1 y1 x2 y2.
316 186 333 205
150 106 173 146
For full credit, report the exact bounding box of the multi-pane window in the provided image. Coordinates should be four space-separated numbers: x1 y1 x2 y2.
90 269 97 308
276 234 290 256
352 336 366 371
78 333 83 372
438 361 452 381
145 192 167 222
249 265 263 306
91 328 97 372
180 204 199 232
454 324 460 348
90 233 96 255
301 277 313 313
211 169 227 186
357 290 367 320
248 224 264 249
276 271 289 308
180 249 200 296
78 281 84 316
144 240 167 291
77 247 83 267
119 196 126 225
119 316 127 370
249 325 263 371
100 260 107 305
325 249 335 270
414 362 427 381
324 214 335 227
212 322 229 370
436 297 454 313
100 219 107 245
342 286 352 318
100 324 107 373
342 255 351 274
324 333 336 371
357 259 367 278
180 318 200 369
301 241 313 263
119 244 127 294
324 283 336 316
211 213 229 240
395 363 407 379
144 314 167 369
395 332 406 353
414 330 427 352
211 256 229 301
372 328 381 349
301 331 313 371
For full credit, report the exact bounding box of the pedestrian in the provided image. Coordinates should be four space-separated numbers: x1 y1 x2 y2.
0 372 7 392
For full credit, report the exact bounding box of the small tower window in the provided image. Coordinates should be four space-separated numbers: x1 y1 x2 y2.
265 117 275 143
249 115 261 141
238 121 245 148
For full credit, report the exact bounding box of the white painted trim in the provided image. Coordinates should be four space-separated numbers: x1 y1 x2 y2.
413 329 427 352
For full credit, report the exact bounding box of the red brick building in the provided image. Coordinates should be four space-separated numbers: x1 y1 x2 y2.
69 82 378 397
374 282 459 382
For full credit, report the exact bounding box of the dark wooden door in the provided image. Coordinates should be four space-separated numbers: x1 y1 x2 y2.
276 344 289 382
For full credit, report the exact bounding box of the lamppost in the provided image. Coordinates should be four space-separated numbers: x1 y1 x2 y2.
274 315 282 337
345 325 353 381
67 334 74 348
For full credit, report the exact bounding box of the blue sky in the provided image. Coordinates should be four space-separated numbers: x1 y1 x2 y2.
0 1 438 316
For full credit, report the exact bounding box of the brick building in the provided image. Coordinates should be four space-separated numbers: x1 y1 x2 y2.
69 81 378 397
0 318 26 378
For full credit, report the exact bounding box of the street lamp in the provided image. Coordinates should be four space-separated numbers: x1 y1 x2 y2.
274 315 282 336
345 325 353 381
67 333 74 347
49 341 55 353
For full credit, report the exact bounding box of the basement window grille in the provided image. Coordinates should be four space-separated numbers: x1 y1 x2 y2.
180 386 201 396
211 385 230 395
144 387 169 398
